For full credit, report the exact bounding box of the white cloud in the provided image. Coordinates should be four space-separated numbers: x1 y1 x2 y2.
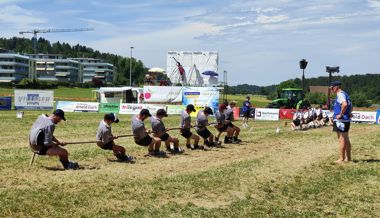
255 14 288 24
1 0 380 85
58 9 87 15
223 21 253 29
86 21 221 68
0 0 25 5
368 0 380 8
0 5 47 29
251 7 281 14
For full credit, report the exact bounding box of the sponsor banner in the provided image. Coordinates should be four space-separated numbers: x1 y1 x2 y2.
239 107 255 118
279 109 297 120
99 103 120 113
376 110 380 124
255 108 279 121
143 86 182 103
119 104 166 115
74 102 99 112
0 97 12 110
182 87 219 110
56 101 76 112
14 89 54 110
351 111 376 123
56 101 99 112
166 105 185 115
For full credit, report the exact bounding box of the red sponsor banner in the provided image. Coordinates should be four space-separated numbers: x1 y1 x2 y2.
279 109 296 119
233 107 240 120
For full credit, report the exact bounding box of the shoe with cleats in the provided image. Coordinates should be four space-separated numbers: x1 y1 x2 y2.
224 137 233 144
232 137 242 144
65 161 79 170
193 145 205 150
117 155 136 163
148 150 167 157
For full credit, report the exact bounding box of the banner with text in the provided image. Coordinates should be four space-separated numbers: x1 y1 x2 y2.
99 103 120 113
14 89 54 110
351 111 377 123
119 104 166 115
255 108 279 121
376 110 380 124
182 87 219 110
0 97 12 110
143 86 183 103
56 101 99 112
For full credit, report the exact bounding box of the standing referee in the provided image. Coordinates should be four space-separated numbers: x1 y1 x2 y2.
242 96 252 128
331 81 353 163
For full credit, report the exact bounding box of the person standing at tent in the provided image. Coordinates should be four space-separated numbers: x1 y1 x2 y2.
330 81 353 163
242 96 252 128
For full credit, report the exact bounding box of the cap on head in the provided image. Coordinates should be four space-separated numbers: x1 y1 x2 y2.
230 100 237 106
53 109 66 121
156 108 168 117
186 104 196 112
140 108 152 117
204 106 213 115
104 113 119 123
330 81 341 87
219 104 227 110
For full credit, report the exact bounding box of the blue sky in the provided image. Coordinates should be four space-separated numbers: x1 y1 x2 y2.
1 0 380 85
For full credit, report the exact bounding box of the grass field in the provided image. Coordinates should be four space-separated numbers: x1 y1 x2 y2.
0 87 94 101
0 110 379 217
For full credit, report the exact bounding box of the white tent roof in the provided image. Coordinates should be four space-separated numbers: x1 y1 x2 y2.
148 67 165 73
97 87 132 93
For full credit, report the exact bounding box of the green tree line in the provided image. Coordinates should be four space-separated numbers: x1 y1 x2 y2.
0 37 152 85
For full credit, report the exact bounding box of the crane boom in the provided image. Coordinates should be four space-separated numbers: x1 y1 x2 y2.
19 27 94 53
19 28 94 35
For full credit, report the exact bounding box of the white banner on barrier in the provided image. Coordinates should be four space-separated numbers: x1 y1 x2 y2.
255 108 279 121
14 89 54 110
74 102 99 112
119 104 166 114
143 86 182 103
351 111 376 123
323 110 376 123
56 101 99 112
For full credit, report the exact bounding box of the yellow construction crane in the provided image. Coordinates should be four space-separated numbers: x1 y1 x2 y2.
19 28 94 53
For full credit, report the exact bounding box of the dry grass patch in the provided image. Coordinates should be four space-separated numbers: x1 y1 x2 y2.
0 111 379 217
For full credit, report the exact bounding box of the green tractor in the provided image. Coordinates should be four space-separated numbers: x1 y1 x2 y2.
267 88 311 109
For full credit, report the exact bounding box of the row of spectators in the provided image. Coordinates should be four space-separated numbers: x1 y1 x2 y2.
291 107 331 130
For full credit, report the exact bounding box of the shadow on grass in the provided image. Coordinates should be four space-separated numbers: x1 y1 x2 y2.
143 154 170 158
44 165 100 171
353 159 380 163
